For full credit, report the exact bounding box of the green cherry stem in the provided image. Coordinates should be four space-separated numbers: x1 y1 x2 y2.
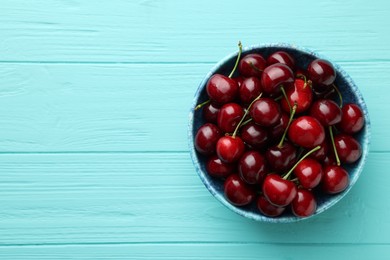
277 102 297 148
232 93 262 138
332 83 343 108
249 62 263 73
282 145 321 180
329 125 341 166
280 85 291 112
194 99 211 111
228 41 243 78
241 118 253 127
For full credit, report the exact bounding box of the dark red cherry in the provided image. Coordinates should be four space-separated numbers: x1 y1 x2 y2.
257 196 285 217
268 112 289 141
206 74 238 105
308 59 336 86
310 99 342 126
262 174 297 207
217 103 244 133
322 165 349 194
224 174 255 206
206 155 236 179
281 78 313 114
261 63 294 95
288 116 325 148
309 141 329 161
216 136 245 163
266 142 297 173
250 98 282 127
194 123 221 155
338 104 365 134
291 189 317 217
238 151 267 185
238 53 266 77
266 51 295 69
202 102 220 124
240 122 268 149
334 134 362 164
239 77 263 105
233 76 244 87
293 158 323 189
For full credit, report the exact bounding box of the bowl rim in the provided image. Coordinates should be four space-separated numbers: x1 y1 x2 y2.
188 43 371 223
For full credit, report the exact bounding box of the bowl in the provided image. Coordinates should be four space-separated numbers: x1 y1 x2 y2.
188 43 371 223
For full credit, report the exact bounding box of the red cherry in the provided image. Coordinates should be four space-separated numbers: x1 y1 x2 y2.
308 59 336 86
288 116 325 148
310 99 342 126
322 165 349 194
334 134 362 164
291 189 317 217
309 141 329 161
206 155 236 179
280 79 313 114
266 51 295 69
206 74 239 105
268 112 289 141
257 196 285 217
239 77 263 105
261 63 294 95
216 136 245 163
202 102 220 124
224 174 255 206
194 123 221 155
217 103 244 133
238 54 266 77
250 98 282 127
266 142 297 173
294 158 323 189
238 151 267 185
262 174 297 207
240 122 268 149
338 104 365 134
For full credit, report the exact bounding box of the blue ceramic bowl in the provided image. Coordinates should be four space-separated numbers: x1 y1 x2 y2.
188 43 371 223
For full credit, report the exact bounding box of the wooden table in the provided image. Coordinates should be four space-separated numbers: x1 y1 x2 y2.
0 0 388 259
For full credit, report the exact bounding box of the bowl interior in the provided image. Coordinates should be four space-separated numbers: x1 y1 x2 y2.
188 44 371 223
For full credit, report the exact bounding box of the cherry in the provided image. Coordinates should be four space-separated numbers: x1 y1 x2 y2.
194 123 221 155
240 122 268 149
217 103 244 133
266 51 295 69
308 59 336 86
291 189 317 217
238 53 266 77
338 104 365 134
266 142 297 173
293 158 323 189
206 155 236 179
280 78 313 114
202 102 220 124
309 141 329 161
334 134 362 164
239 77 263 105
288 116 325 148
224 174 255 206
268 112 289 141
238 151 267 185
250 98 282 127
257 196 285 217
261 63 294 95
322 165 349 194
262 174 297 207
216 136 245 163
310 99 342 126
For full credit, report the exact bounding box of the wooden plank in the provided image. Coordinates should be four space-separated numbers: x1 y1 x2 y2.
0 0 389 63
0 62 386 152
0 152 386 245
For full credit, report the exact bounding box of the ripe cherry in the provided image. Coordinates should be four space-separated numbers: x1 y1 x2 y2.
224 174 255 206
322 165 349 194
293 158 323 189
310 99 342 126
206 74 239 105
266 142 297 173
334 134 362 164
194 123 221 155
217 103 244 133
266 51 295 69
291 189 317 217
239 77 263 105
338 104 365 134
240 122 269 149
238 53 266 77
216 136 245 163
206 155 236 179
250 98 282 127
281 78 313 114
261 63 294 95
262 174 297 207
308 59 336 86
202 102 220 124
238 151 267 185
288 116 325 148
257 196 285 217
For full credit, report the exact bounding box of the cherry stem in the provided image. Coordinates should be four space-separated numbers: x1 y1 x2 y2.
232 93 262 137
228 41 243 78
249 62 263 73
332 83 343 108
280 85 291 112
277 102 297 148
282 145 321 180
194 99 211 110
329 125 341 166
241 118 253 127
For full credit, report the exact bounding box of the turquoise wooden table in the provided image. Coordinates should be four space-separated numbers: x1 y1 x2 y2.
0 0 389 259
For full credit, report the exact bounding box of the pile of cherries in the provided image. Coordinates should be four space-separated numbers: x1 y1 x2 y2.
194 42 364 218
